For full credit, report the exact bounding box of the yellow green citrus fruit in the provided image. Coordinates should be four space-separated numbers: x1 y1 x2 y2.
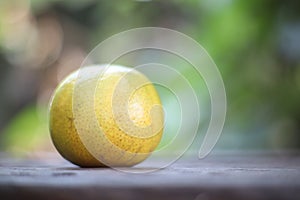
49 65 164 167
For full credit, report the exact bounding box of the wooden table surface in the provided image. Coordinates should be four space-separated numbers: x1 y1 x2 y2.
0 151 300 200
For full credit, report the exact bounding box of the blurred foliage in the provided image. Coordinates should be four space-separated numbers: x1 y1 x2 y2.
1 105 50 153
0 0 300 154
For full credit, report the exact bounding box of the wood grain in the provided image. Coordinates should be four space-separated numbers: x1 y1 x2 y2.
0 152 300 200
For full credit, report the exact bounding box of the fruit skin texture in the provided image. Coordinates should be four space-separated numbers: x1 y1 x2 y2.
49 65 164 167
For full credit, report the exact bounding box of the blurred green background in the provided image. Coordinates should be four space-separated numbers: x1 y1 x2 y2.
0 0 300 156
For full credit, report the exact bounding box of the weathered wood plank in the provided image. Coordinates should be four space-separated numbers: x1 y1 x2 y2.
0 152 300 200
